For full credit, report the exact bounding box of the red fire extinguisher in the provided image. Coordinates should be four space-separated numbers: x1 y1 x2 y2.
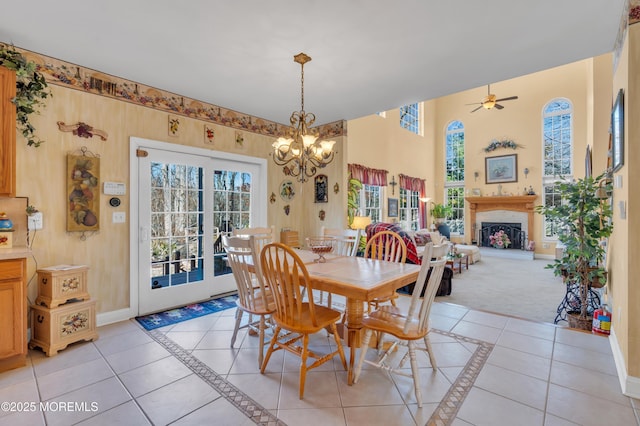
592 304 611 335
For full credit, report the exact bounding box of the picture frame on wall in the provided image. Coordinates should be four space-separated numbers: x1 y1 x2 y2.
485 154 518 184
387 198 398 217
314 174 328 203
611 88 624 172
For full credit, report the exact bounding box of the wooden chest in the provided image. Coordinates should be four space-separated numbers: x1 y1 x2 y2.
29 299 98 356
280 230 300 248
35 265 90 308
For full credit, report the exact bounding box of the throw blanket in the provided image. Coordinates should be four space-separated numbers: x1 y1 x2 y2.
365 222 421 265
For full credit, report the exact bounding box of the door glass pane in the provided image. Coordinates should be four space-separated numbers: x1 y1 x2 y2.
213 169 252 276
149 161 204 290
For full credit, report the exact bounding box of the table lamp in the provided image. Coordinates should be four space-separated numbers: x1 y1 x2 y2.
352 216 372 230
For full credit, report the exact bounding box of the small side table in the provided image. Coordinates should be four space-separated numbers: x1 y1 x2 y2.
446 253 468 274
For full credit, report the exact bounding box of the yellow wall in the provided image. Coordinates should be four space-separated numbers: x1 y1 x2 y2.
13 82 344 315
610 22 639 381
347 101 437 224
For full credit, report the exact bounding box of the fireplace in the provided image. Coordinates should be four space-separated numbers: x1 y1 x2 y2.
480 222 525 250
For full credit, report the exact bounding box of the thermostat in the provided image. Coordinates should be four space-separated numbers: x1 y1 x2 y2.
103 182 126 195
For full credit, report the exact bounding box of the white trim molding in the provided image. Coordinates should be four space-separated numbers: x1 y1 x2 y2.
610 326 640 399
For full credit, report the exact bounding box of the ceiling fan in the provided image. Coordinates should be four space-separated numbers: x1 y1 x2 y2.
468 84 518 112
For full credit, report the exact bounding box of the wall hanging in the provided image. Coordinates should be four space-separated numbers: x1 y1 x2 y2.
168 115 180 136
204 125 215 145
67 147 100 239
483 139 522 153
57 121 108 141
280 180 295 201
314 174 328 203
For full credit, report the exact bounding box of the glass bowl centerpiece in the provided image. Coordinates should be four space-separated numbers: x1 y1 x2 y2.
306 236 336 263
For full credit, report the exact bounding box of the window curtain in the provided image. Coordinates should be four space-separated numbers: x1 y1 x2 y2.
399 173 427 228
348 163 388 186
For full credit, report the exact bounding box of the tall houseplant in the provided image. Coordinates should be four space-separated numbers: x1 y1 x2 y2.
347 175 362 227
0 43 51 147
535 172 613 328
430 202 452 224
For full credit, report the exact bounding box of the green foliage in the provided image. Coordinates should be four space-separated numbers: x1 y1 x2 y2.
0 44 52 147
347 176 362 227
430 202 452 219
535 172 613 318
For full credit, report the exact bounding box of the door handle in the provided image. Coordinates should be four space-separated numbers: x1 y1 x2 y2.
140 226 149 242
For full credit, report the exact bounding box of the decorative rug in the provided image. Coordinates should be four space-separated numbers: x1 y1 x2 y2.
135 294 237 330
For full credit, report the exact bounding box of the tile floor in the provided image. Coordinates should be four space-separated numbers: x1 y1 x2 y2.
1 298 639 426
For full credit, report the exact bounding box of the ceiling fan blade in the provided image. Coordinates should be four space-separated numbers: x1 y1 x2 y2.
494 104 504 110
470 105 483 113
495 96 518 102
465 102 482 106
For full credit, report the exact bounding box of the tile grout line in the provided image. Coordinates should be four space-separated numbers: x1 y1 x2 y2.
427 329 495 426
145 328 286 426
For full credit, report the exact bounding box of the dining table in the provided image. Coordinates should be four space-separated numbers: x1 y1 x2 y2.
284 249 421 385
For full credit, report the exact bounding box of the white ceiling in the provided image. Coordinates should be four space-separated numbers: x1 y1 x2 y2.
0 0 627 126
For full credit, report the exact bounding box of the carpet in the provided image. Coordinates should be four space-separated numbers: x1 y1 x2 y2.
435 252 567 324
135 294 237 330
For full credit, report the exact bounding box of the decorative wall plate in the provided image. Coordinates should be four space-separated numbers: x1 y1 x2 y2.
280 180 295 201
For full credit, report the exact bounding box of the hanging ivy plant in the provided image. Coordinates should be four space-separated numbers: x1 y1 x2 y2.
0 43 51 147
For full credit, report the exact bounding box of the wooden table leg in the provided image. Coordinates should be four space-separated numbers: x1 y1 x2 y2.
344 297 364 385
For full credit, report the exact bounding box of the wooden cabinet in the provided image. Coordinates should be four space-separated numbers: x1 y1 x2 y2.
0 66 16 198
0 257 27 372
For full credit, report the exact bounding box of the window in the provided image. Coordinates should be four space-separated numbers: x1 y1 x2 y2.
400 103 421 135
542 99 572 239
444 120 465 234
360 184 382 223
399 188 420 231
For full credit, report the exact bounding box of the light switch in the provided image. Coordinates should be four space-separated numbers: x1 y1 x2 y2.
113 212 126 223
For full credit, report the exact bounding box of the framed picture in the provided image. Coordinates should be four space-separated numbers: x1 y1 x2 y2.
611 88 624 172
314 174 328 203
387 198 398 217
485 154 518 184
472 188 482 196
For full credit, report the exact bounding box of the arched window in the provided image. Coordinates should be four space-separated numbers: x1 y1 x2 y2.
542 99 573 239
445 120 464 234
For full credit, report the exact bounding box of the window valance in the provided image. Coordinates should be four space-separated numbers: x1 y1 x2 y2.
348 163 388 186
398 174 425 196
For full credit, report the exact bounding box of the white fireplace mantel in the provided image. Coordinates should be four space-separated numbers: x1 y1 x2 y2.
465 195 538 241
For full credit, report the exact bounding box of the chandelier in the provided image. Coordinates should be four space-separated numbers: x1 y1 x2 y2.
272 53 336 183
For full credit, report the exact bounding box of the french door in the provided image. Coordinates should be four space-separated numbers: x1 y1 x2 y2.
136 142 265 315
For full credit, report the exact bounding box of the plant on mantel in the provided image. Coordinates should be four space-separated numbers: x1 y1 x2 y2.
535 172 613 329
0 43 52 147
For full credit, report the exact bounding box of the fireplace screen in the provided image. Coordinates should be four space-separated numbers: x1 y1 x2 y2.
480 222 525 250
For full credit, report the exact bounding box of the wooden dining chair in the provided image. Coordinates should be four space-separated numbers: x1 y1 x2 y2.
353 243 448 408
222 235 275 368
259 242 347 399
364 230 407 310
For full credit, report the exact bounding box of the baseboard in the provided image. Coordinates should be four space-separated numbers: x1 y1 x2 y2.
97 307 136 327
534 254 555 260
609 326 640 398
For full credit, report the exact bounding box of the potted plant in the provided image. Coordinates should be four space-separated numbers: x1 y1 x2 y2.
430 202 452 224
347 175 362 227
535 172 613 330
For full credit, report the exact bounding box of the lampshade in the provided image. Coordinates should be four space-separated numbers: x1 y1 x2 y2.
352 216 372 230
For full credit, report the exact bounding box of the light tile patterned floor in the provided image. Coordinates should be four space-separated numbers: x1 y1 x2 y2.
0 298 638 426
